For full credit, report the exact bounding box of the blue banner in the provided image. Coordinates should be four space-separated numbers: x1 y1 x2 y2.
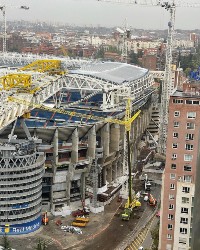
0 216 41 235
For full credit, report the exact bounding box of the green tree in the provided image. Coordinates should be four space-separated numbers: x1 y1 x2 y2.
2 234 12 250
35 239 47 250
95 46 104 59
151 222 159 250
129 51 139 65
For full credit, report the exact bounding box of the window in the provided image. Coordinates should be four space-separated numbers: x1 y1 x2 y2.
170 183 175 190
174 121 179 128
172 154 177 160
184 154 193 162
171 164 176 170
168 214 174 220
183 175 192 183
187 112 196 119
173 99 183 104
187 122 195 130
174 111 180 117
167 234 172 239
169 194 175 200
179 237 187 244
173 132 179 138
185 133 194 141
170 173 176 180
168 224 173 230
180 217 188 224
169 204 174 210
172 143 178 149
186 100 199 105
181 207 189 214
182 197 189 204
185 144 193 151
182 186 190 193
184 165 192 172
180 228 187 234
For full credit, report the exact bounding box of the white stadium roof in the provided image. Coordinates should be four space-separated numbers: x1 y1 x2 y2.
70 62 149 84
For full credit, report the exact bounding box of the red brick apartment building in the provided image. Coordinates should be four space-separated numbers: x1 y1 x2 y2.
159 80 200 250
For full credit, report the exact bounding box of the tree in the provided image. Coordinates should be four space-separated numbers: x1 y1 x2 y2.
2 234 12 250
35 239 47 250
95 46 104 59
129 51 139 65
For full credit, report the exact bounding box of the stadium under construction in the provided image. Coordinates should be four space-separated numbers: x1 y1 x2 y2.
0 53 156 234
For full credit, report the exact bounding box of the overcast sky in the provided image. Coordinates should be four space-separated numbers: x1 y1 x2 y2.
2 0 200 30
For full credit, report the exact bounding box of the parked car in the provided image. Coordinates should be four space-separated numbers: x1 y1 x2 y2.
156 210 160 218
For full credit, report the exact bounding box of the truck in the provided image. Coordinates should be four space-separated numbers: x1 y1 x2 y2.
71 221 87 227
121 197 141 221
149 194 157 207
71 216 90 227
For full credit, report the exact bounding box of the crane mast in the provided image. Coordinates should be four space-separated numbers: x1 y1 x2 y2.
158 2 175 155
0 5 29 53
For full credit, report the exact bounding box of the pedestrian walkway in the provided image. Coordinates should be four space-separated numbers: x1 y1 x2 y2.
126 214 158 250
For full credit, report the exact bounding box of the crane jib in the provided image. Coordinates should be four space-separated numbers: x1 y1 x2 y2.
7 97 141 127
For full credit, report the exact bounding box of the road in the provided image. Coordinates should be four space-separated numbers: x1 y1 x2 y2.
142 216 159 249
70 184 161 250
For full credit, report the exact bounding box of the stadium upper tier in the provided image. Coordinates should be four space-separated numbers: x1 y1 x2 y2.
0 53 154 132
71 62 148 84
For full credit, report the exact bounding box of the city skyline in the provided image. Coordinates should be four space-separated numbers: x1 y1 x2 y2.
1 0 200 30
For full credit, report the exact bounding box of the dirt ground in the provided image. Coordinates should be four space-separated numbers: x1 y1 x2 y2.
2 184 160 250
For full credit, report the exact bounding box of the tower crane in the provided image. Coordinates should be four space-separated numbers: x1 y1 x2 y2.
97 0 200 155
0 4 29 53
118 19 131 63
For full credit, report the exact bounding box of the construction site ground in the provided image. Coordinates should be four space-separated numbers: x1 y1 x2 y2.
2 182 160 250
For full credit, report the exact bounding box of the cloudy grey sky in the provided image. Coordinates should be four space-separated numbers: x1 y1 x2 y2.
2 0 200 30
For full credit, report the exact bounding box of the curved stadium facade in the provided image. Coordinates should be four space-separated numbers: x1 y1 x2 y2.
0 56 155 234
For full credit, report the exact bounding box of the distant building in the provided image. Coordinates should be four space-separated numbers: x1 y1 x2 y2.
190 33 198 47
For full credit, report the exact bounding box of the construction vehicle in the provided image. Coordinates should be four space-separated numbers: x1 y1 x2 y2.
71 221 87 227
74 216 89 223
71 216 89 227
148 194 157 207
121 196 141 221
42 211 49 225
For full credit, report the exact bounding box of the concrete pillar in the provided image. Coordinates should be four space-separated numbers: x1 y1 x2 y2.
71 128 78 164
65 173 71 205
110 124 120 153
107 166 112 184
101 123 110 157
102 167 107 186
112 164 117 181
87 125 96 159
53 128 58 165
80 172 86 200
